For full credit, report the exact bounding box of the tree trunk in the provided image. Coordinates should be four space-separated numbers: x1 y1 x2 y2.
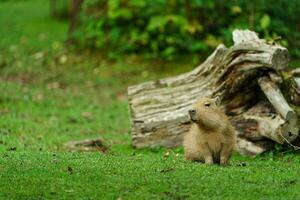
50 0 57 18
67 0 84 44
128 29 300 156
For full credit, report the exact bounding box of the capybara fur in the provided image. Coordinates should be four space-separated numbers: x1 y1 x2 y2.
183 97 236 165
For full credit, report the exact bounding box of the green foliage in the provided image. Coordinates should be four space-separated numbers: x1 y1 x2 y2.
51 0 70 20
76 0 300 59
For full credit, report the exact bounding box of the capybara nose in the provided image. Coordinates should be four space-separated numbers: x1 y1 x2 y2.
189 109 196 115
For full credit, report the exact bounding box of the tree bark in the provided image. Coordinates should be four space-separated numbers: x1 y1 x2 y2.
50 0 57 18
128 29 300 156
67 0 84 44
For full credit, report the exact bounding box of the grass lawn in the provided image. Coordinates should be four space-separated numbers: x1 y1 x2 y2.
1 1 300 199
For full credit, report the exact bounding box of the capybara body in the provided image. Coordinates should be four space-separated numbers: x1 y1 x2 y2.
183 97 236 165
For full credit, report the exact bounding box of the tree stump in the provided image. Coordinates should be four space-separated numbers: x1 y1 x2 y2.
128 29 300 156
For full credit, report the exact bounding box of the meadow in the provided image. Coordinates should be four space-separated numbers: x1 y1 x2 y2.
1 1 300 199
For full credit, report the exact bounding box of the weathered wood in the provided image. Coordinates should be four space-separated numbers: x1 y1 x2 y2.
291 68 300 76
258 76 294 120
236 138 273 157
295 77 300 87
231 101 282 142
286 75 300 106
128 29 298 155
258 76 298 143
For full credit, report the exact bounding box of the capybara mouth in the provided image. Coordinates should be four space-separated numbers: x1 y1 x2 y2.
190 116 198 123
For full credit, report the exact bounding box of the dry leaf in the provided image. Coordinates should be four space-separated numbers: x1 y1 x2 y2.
81 111 93 120
33 52 44 60
33 94 44 101
59 55 68 64
164 151 170 157
47 82 60 90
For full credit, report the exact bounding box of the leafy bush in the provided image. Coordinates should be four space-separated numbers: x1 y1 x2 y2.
75 0 300 59
50 0 70 20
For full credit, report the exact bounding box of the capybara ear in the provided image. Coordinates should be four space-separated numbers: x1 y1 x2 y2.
212 95 221 106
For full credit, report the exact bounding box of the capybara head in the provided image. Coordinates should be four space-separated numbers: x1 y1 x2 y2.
188 97 224 130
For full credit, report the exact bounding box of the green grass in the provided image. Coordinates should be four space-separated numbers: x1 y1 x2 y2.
1 0 300 199
1 151 300 200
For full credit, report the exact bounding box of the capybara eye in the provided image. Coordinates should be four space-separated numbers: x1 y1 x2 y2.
204 103 210 107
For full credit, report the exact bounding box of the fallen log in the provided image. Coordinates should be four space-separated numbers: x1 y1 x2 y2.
128 29 299 156
257 76 298 143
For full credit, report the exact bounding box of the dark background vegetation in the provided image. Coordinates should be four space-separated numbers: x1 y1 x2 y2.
1 0 300 199
65 0 300 60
